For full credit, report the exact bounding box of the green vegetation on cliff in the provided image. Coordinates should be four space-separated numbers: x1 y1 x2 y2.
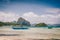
0 22 4 26
35 23 47 27
0 22 20 26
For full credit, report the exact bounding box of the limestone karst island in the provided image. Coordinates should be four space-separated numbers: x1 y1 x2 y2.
0 17 47 27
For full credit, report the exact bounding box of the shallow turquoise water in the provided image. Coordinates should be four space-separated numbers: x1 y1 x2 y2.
0 26 60 30
11 26 60 30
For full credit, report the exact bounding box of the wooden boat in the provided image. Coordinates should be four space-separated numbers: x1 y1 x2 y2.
12 26 28 30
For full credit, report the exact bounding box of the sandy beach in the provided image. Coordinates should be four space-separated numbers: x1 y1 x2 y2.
0 27 60 40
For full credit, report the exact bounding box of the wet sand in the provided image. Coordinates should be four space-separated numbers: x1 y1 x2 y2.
0 27 60 40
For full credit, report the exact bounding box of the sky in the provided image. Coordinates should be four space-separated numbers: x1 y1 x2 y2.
0 0 60 24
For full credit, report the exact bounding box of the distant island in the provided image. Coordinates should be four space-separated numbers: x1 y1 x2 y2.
0 17 31 26
35 23 47 27
0 17 54 27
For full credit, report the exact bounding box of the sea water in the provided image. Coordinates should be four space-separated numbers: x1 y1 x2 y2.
0 26 60 30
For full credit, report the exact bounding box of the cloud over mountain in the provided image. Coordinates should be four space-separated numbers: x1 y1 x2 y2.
22 12 60 24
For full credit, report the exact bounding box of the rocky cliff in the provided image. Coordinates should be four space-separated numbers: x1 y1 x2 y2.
17 17 31 26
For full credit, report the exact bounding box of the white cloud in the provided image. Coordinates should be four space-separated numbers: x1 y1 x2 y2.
0 11 19 22
45 8 60 14
23 12 39 17
22 12 39 24
22 12 60 24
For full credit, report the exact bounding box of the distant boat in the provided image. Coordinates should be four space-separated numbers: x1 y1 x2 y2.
48 26 53 29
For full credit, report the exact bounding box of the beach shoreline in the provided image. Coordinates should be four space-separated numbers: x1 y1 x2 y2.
0 28 60 40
